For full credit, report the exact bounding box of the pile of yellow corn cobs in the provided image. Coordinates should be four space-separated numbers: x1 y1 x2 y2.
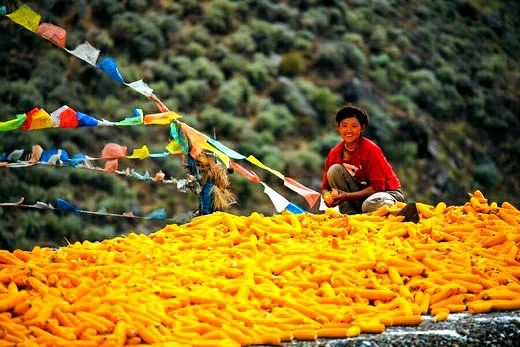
0 191 519 346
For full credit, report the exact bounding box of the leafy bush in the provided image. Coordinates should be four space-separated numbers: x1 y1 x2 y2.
111 12 168 60
301 8 330 34
359 100 397 145
184 42 207 58
475 161 502 188
369 25 388 51
279 52 308 77
314 42 366 76
246 61 271 90
218 77 253 113
172 79 210 110
203 0 237 34
229 26 257 54
193 58 225 88
296 79 340 123
255 104 294 137
270 77 317 119
198 106 249 138
310 133 341 157
220 52 248 76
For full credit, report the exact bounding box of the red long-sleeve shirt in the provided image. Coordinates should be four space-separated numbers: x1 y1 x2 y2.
321 137 401 192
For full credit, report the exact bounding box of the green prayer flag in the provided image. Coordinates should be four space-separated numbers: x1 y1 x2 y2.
116 114 143 126
0 114 26 131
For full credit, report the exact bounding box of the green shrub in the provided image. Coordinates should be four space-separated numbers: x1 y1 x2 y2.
184 42 207 58
255 104 294 137
388 94 416 115
229 26 256 54
203 0 237 34
271 78 317 119
218 77 253 112
173 79 210 110
310 133 341 157
301 8 330 34
198 106 249 138
220 53 248 76
249 20 277 53
279 52 308 77
475 162 502 188
246 61 271 90
369 25 388 51
359 100 397 145
167 56 197 82
314 42 366 76
193 58 225 88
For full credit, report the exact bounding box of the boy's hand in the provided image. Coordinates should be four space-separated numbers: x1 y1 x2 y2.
323 189 342 207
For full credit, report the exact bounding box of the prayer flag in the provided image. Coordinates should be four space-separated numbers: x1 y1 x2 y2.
144 208 168 220
127 145 150 160
285 202 305 214
203 142 230 168
0 114 26 131
20 108 52 130
36 23 66 47
143 111 180 125
7 149 24 162
97 57 125 84
127 80 153 97
283 177 321 208
166 141 182 155
180 123 208 158
230 161 261 184
55 198 79 212
104 159 118 173
246 155 284 180
261 182 290 213
66 41 100 66
101 143 127 159
51 106 79 128
149 152 170 158
77 111 100 127
6 5 41 32
170 123 189 154
116 110 143 126
70 153 87 167
207 138 246 160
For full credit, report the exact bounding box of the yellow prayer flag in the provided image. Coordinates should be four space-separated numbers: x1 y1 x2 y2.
246 155 285 180
203 142 230 168
29 109 53 130
6 5 42 32
165 140 182 155
126 145 150 159
143 111 181 125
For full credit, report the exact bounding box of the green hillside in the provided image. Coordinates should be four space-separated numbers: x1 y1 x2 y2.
1 0 519 250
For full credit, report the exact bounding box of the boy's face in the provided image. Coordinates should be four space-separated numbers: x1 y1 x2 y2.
336 117 365 146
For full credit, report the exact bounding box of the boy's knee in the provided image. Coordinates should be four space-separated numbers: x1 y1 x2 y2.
327 164 346 179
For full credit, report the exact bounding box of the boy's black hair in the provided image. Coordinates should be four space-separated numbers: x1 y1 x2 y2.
335 105 369 127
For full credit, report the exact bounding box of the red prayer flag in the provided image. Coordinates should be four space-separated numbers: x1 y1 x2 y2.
59 107 79 128
230 161 261 184
36 23 67 48
104 159 118 173
101 143 127 159
19 107 39 130
284 177 321 208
